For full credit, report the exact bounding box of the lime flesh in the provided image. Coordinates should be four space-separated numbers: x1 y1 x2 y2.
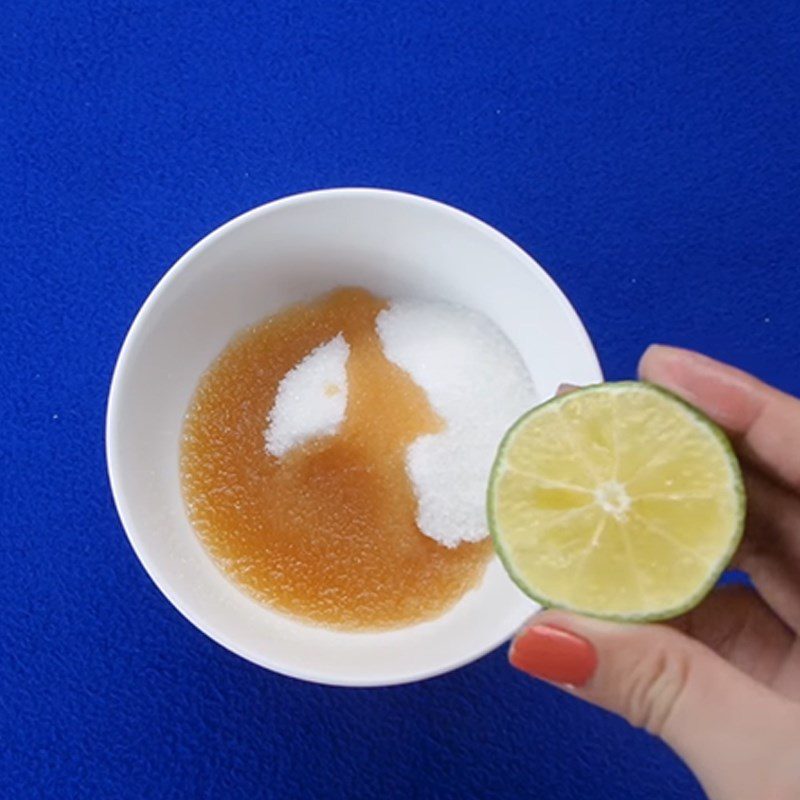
488 382 745 621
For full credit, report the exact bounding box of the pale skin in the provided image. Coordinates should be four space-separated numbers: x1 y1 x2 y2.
512 345 800 800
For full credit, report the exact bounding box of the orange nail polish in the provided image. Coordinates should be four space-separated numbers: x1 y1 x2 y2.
509 624 597 687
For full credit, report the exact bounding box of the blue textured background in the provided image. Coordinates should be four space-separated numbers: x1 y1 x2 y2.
3 2 800 798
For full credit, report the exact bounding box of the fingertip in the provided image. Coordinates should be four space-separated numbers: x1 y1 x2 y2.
508 618 598 687
637 344 713 409
637 343 683 382
638 345 765 433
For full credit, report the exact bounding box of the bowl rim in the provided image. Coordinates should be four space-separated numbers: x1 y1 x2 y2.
105 187 602 686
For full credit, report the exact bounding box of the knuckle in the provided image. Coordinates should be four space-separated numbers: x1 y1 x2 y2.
620 642 692 736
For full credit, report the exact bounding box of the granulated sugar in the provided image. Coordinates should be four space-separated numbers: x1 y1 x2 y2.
377 300 536 547
265 333 349 457
263 298 536 549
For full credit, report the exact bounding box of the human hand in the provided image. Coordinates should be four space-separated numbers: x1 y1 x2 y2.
509 345 800 800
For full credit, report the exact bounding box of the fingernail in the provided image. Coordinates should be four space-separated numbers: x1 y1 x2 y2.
556 383 580 395
509 624 597 687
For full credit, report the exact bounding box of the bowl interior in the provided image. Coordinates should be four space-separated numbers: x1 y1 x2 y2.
107 189 602 686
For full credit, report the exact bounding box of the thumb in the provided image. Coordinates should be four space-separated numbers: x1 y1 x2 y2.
510 610 800 800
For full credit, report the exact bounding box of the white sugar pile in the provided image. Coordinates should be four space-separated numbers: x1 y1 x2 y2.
264 300 536 548
377 300 536 547
265 334 350 457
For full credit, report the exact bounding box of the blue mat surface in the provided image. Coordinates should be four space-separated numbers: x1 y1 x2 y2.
3 2 799 798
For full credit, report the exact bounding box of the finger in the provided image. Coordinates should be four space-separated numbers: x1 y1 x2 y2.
638 345 800 491
670 585 797 696
510 611 800 800
733 469 800 634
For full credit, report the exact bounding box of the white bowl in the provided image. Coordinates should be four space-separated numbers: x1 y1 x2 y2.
106 188 602 687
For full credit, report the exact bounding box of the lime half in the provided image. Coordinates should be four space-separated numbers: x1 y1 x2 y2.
488 382 745 621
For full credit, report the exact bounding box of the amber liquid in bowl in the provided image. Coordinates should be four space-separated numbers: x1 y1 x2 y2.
181 288 492 630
